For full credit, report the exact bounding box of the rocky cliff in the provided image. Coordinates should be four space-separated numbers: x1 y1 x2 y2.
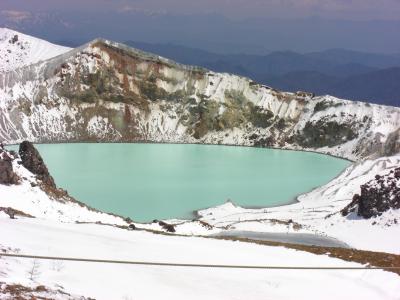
0 38 399 161
342 167 400 218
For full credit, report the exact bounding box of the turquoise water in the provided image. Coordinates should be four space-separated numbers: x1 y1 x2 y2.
13 143 350 222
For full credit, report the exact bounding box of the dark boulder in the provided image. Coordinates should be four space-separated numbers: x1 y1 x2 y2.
0 207 33 219
0 159 18 185
19 141 56 188
158 221 176 233
342 167 400 219
10 34 19 44
0 148 19 185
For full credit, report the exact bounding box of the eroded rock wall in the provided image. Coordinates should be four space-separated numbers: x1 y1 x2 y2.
0 40 399 161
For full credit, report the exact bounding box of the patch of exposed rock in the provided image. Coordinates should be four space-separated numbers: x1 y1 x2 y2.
342 167 400 218
0 281 94 300
158 220 176 233
0 146 19 185
19 141 56 188
0 207 34 219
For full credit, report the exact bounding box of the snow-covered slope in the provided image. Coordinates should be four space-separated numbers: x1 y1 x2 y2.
195 155 400 254
0 34 398 161
1 216 400 300
0 28 70 73
0 146 126 225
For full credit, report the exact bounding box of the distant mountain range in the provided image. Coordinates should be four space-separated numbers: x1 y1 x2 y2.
262 68 400 107
1 9 399 106
125 41 400 106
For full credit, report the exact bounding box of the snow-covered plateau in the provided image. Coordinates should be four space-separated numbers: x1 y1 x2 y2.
0 28 400 299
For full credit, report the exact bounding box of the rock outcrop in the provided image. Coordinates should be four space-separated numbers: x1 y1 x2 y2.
342 167 400 218
158 220 176 233
0 207 34 219
0 147 19 185
19 141 56 188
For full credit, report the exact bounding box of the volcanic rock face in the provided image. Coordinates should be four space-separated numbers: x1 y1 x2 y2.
19 141 56 188
0 36 399 161
342 167 400 218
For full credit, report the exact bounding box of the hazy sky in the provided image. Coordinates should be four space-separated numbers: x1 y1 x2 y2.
1 1 400 54
2 0 400 20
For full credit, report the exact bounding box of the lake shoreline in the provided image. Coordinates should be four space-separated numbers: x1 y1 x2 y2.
6 141 351 223
5 140 356 163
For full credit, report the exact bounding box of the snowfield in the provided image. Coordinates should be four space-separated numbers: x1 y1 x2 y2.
1 215 400 300
193 155 400 254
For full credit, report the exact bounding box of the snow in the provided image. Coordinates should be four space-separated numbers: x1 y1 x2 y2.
1 216 399 300
0 155 127 225
0 28 71 73
194 155 400 254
